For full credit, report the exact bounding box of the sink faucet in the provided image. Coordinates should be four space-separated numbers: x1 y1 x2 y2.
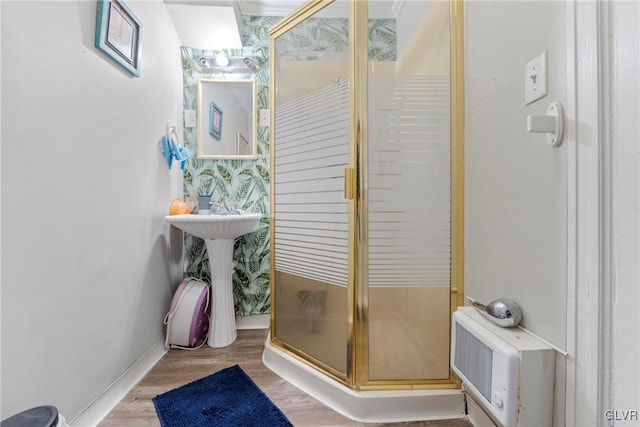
211 197 244 215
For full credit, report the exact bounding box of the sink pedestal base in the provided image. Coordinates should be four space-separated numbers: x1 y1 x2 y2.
163 213 261 347
204 239 237 347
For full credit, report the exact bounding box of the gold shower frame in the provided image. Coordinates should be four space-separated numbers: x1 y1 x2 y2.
269 0 465 390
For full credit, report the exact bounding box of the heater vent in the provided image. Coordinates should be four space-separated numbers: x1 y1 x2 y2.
454 322 493 402
451 307 555 427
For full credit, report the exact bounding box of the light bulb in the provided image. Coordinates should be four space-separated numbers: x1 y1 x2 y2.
215 54 229 67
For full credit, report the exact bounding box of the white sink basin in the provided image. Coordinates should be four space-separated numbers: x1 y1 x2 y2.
164 213 261 240
165 212 262 347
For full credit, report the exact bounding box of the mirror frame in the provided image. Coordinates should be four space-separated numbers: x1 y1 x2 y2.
197 79 257 160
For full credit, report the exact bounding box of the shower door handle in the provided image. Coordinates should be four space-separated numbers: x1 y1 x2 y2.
344 168 356 200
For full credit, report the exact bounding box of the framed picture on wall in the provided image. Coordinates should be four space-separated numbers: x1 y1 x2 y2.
209 102 223 140
236 132 249 155
95 0 142 77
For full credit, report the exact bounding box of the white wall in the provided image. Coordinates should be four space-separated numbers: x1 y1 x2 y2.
464 1 640 425
464 2 568 425
464 1 568 350
611 1 640 422
1 0 184 420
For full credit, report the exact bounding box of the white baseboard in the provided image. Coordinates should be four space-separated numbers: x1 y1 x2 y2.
69 339 168 427
465 391 498 427
235 314 270 330
70 317 267 426
263 332 466 423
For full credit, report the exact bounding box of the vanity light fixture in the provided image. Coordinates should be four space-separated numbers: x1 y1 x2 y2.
193 55 259 73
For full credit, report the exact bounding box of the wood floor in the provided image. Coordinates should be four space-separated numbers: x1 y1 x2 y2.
99 329 472 427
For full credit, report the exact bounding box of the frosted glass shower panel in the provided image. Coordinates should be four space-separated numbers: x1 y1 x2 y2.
272 4 350 375
274 80 350 287
368 76 451 288
367 76 452 382
367 0 452 381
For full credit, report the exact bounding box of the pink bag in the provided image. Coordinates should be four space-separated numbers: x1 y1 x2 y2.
164 278 210 349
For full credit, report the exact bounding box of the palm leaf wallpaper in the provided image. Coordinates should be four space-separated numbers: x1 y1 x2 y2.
180 15 395 316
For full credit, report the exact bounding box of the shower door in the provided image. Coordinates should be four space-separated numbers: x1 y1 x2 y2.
269 0 352 380
364 0 458 384
270 0 464 388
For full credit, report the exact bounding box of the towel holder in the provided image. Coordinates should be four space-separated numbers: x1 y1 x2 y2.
161 122 193 170
166 122 182 148
526 101 564 147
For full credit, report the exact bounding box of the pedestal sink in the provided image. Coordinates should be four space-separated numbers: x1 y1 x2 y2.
165 213 261 347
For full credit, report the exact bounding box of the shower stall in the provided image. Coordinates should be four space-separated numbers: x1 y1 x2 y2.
265 0 464 420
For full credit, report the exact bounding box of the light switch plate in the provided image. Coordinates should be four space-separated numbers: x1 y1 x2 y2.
184 110 196 128
525 51 547 105
259 109 270 127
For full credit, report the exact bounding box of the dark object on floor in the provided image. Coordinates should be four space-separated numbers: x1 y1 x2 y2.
0 405 60 427
153 364 293 427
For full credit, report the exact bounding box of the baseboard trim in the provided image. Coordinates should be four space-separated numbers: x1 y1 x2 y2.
69 339 168 427
70 317 267 426
263 332 466 423
235 314 270 330
465 390 498 427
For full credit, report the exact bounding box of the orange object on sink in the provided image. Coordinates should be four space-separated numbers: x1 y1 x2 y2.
169 198 191 215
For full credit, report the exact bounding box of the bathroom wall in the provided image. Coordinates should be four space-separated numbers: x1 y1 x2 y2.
466 2 640 423
181 16 278 316
464 1 568 425
610 0 640 420
1 0 183 420
464 1 568 351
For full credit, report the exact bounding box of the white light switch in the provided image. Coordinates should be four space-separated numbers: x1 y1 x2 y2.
184 110 196 128
525 52 547 105
259 109 270 127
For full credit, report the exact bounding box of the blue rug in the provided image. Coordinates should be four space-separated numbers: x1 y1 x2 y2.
153 365 293 427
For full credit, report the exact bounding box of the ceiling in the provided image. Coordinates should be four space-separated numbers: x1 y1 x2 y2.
165 0 397 18
164 0 397 49
240 0 398 18
163 0 304 49
164 0 305 17
237 0 306 16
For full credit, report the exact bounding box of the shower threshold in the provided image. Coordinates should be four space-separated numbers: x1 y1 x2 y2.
262 332 466 423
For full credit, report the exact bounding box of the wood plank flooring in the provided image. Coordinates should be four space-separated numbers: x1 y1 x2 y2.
99 329 472 427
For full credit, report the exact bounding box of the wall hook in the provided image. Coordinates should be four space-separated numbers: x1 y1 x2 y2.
161 122 193 170
166 122 181 148
526 101 564 147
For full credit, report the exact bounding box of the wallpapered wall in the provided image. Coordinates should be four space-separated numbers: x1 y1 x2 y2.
181 16 396 316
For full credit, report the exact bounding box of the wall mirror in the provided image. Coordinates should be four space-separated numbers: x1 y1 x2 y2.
197 79 257 159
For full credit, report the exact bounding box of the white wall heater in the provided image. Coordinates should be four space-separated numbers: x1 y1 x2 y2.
451 307 555 427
